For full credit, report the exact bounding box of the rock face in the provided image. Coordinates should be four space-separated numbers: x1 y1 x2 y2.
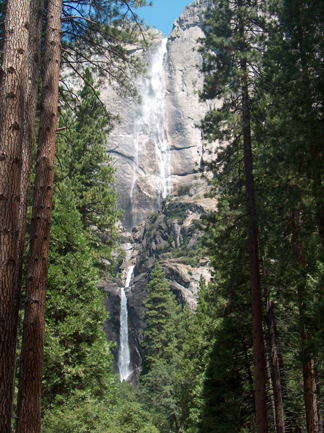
165 0 214 191
101 0 216 231
100 0 221 385
101 183 215 384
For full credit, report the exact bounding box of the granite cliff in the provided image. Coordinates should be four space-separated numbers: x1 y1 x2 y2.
100 183 215 384
101 0 215 231
100 0 219 384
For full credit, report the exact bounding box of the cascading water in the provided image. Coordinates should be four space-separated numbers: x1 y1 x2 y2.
130 38 172 225
118 265 135 382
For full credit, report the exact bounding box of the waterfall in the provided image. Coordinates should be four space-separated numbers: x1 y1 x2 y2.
130 38 172 225
118 265 135 382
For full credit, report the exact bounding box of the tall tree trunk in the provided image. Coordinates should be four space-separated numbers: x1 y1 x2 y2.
15 0 45 336
260 227 286 433
290 211 319 433
265 294 285 433
237 2 268 431
241 63 268 433
298 285 319 433
265 338 277 433
16 1 63 432
0 1 30 431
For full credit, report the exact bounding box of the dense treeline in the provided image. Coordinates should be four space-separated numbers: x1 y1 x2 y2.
138 0 324 433
0 1 150 432
197 0 324 432
40 73 158 432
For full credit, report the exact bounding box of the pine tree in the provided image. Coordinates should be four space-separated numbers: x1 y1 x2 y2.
199 1 269 430
256 1 324 429
141 264 181 369
0 1 31 430
16 2 149 429
60 0 150 98
38 76 154 431
138 264 183 432
55 69 121 269
174 277 216 433
41 184 114 408
16 3 63 432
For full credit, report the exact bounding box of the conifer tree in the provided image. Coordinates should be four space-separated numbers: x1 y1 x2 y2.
39 76 155 431
142 264 181 370
174 277 216 433
0 1 31 430
16 3 63 432
55 69 121 269
41 185 113 409
139 264 183 432
16 2 150 430
257 1 324 429
60 0 150 97
199 1 269 430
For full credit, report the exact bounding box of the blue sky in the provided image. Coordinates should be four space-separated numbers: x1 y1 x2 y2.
137 0 192 37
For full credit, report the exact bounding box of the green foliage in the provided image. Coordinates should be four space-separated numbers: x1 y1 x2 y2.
60 0 152 99
55 69 121 270
191 0 324 431
177 185 191 196
10 0 324 432
165 207 188 224
137 358 181 433
137 264 189 432
171 244 202 267
141 264 182 370
42 184 114 409
197 282 255 433
172 278 215 433
41 71 148 431
42 381 159 433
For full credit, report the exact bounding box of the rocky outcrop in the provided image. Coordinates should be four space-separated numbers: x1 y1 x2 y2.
101 183 216 383
101 0 218 231
165 0 215 190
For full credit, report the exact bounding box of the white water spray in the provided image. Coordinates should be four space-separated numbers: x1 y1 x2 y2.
118 265 135 382
130 38 172 222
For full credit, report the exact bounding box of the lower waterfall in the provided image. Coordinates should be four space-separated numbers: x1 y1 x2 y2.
118 265 135 382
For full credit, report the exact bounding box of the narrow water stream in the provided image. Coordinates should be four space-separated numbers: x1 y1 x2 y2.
118 265 135 382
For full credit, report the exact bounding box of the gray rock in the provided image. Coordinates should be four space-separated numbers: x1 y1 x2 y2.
101 0 219 231
99 0 221 385
102 182 215 383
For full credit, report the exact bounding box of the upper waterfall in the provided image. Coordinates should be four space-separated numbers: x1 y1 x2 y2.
130 38 172 228
103 1 213 231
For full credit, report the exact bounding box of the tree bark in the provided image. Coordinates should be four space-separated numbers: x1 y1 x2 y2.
298 285 319 433
260 229 286 433
236 3 268 431
15 0 45 338
290 211 319 433
241 54 268 432
0 1 30 431
265 338 277 433
16 1 63 432
265 294 285 433
242 80 268 433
